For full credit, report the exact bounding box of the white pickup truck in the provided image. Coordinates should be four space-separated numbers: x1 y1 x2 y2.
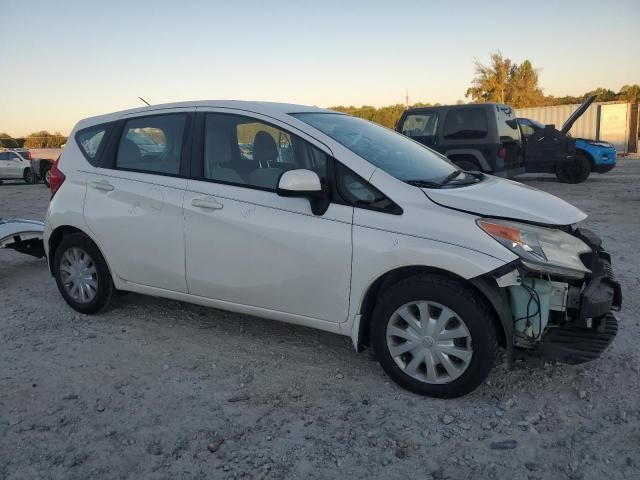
29 148 63 186
0 150 34 183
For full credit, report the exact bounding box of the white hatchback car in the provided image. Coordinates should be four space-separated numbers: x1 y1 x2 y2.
44 101 621 398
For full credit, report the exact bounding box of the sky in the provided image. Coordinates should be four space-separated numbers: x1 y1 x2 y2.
1 0 639 137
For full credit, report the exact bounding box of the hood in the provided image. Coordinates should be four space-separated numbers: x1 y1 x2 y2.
422 176 587 225
560 95 596 135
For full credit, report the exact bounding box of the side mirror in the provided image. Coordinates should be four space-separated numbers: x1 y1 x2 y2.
277 169 329 215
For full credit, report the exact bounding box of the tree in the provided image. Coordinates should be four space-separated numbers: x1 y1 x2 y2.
466 52 548 107
465 52 513 103
583 88 616 102
0 133 19 149
23 131 67 148
331 104 413 129
506 60 545 108
617 84 640 103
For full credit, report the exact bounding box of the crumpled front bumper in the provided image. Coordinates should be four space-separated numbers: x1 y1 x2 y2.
577 250 622 321
528 228 622 364
0 218 45 258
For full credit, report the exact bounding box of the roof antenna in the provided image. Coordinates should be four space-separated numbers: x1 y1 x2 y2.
138 96 151 106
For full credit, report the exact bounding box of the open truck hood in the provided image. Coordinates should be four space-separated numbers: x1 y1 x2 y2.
423 176 587 225
560 95 596 135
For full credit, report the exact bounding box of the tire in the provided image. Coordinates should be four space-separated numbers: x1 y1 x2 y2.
23 168 35 184
371 274 498 398
42 166 52 187
556 153 590 184
53 232 114 314
451 158 481 172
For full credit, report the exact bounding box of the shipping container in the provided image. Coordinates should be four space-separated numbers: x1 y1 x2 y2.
516 102 631 154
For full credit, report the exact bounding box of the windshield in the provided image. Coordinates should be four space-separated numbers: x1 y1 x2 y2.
528 118 545 129
292 113 457 183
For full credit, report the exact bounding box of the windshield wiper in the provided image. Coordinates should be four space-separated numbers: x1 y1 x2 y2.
440 169 463 186
405 179 442 188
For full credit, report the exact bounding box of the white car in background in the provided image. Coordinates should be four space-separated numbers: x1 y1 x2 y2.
0 150 35 183
43 101 621 398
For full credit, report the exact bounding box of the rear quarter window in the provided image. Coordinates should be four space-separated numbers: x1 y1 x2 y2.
76 124 110 166
443 108 488 140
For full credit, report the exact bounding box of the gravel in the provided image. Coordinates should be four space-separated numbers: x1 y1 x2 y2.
1 158 639 479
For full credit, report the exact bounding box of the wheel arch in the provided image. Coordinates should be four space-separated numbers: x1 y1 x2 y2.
575 147 595 168
444 149 490 171
47 225 114 282
353 265 508 352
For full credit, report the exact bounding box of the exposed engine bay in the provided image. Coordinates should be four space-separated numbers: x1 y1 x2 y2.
494 227 622 364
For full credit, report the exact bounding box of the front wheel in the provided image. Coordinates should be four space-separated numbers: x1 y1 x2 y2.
556 153 591 183
23 168 35 184
371 274 498 398
53 233 114 314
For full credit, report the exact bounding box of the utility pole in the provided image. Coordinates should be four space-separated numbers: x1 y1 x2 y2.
405 88 409 109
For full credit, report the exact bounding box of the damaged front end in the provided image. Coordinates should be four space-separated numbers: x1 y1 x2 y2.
0 218 46 258
475 220 622 366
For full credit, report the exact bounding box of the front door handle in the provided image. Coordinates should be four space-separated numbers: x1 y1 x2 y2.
89 180 114 192
191 198 223 210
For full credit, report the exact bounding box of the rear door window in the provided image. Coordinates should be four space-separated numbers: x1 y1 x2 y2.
443 108 488 140
116 114 186 175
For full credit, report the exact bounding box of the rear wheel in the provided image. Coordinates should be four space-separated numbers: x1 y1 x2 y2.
371 274 498 398
53 233 114 314
450 157 481 172
42 166 52 187
556 153 590 183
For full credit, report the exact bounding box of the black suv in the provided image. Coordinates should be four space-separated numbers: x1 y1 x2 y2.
396 103 525 177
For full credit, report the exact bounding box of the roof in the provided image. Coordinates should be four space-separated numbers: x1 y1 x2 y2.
77 100 334 129
406 103 510 112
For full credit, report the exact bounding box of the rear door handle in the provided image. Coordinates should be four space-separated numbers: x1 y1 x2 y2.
191 197 223 210
89 180 114 192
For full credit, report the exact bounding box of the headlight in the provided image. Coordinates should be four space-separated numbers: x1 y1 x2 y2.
477 219 592 279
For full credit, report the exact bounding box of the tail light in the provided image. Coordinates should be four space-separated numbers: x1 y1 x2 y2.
28 151 32 160
498 147 506 158
49 155 66 199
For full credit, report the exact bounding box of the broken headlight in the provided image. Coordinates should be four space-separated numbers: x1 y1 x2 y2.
477 219 592 279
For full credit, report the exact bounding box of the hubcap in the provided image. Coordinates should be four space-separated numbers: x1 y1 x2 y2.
60 247 98 303
386 301 473 384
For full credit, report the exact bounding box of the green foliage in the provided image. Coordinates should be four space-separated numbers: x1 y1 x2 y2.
23 131 67 148
465 52 544 107
466 52 639 108
583 87 617 102
506 60 545 108
330 103 429 129
0 133 20 148
616 84 640 103
465 51 513 104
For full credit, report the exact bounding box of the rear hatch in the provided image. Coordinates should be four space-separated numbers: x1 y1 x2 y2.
495 105 523 170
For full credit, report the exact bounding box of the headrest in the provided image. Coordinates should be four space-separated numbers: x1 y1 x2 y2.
252 131 279 163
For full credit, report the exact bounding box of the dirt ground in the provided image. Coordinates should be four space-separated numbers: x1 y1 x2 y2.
1 159 639 480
